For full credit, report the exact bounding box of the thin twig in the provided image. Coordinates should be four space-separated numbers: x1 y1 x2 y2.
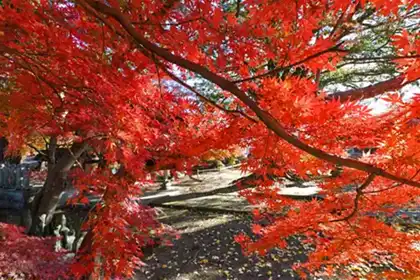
329 8 347 39
343 54 420 62
132 17 201 26
158 63 259 123
330 173 376 222
26 143 47 157
363 169 420 194
234 43 345 83
153 54 163 97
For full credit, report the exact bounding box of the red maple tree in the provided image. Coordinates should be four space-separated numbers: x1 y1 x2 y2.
1 0 420 279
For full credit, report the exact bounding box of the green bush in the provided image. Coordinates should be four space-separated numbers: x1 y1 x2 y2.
215 160 224 169
226 157 237 166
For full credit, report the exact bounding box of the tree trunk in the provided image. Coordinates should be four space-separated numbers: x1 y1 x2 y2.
28 170 68 235
28 141 88 236
0 137 7 162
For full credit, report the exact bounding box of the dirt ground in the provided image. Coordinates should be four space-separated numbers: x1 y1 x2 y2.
135 209 313 280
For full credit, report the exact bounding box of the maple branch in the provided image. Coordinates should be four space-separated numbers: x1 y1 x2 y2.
77 0 126 38
132 17 201 26
233 44 346 83
343 54 420 62
67 147 85 170
159 64 258 123
150 0 180 19
87 1 420 189
152 54 163 97
26 143 47 158
362 182 399 194
2 42 105 111
329 10 346 39
315 69 321 90
144 51 258 122
327 75 420 102
52 142 89 173
363 169 420 194
236 0 241 17
330 173 376 223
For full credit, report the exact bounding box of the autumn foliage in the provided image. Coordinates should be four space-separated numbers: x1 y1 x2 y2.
0 223 69 279
1 0 420 279
201 146 244 162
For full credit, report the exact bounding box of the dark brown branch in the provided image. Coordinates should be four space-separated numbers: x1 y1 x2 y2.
80 3 256 123
343 54 420 62
330 173 376 222
26 143 47 157
159 63 258 123
315 69 321 90
236 0 241 17
330 9 346 39
150 0 180 19
327 75 420 102
234 44 346 83
363 169 420 194
57 142 89 172
85 1 420 189
77 0 126 38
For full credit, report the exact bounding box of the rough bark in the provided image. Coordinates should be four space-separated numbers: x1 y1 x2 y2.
28 141 89 236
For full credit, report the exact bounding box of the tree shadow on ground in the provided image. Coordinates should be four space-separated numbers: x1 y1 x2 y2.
136 210 312 280
167 195 249 211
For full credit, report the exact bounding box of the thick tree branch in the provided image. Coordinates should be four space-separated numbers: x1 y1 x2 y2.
160 64 258 123
343 54 420 62
235 0 241 17
80 1 257 122
55 141 89 173
327 75 419 102
86 1 420 189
